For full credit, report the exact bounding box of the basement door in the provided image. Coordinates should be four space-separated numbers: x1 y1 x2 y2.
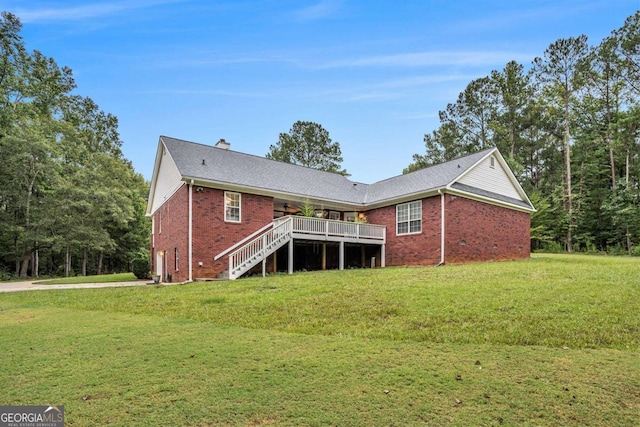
156 252 163 282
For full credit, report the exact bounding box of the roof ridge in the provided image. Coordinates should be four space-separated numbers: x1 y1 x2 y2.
367 147 495 185
161 135 493 188
159 137 530 209
161 135 359 182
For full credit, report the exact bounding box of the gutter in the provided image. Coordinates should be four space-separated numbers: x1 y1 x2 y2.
445 185 536 213
182 176 367 210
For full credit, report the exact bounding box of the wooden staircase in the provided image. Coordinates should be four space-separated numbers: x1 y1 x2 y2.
219 216 386 280
226 217 293 280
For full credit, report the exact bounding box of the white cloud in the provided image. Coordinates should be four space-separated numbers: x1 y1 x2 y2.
13 0 185 23
322 51 535 69
135 88 274 98
293 0 341 22
174 54 295 68
156 47 533 72
370 74 479 89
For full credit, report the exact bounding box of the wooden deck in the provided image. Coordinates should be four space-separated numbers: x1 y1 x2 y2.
227 216 386 279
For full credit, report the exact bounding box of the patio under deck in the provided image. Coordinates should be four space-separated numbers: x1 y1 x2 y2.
227 216 386 279
286 216 386 272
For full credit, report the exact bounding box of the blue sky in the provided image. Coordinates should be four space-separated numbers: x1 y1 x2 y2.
4 0 639 183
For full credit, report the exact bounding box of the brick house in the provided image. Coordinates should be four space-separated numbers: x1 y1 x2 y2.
146 136 535 282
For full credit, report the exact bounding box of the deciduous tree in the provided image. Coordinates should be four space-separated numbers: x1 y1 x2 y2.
0 12 150 278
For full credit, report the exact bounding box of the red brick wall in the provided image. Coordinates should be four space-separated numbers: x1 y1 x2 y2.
366 197 442 266
151 185 274 281
192 188 273 278
366 194 530 267
152 187 530 280
445 195 530 263
152 184 190 283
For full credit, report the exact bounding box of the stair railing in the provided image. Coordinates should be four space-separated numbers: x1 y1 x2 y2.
228 216 293 280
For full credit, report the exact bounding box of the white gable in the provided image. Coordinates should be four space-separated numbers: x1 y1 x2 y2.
148 144 184 215
456 154 523 201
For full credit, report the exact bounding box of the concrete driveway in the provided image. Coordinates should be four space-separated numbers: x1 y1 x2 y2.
0 279 160 293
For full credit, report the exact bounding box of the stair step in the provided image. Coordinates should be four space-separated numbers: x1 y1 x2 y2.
228 229 293 280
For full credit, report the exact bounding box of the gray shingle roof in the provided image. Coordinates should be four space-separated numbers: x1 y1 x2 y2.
160 136 513 208
162 136 369 205
450 182 534 210
363 149 492 204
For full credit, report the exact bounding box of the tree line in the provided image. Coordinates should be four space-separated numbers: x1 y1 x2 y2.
0 12 150 279
2 9 638 280
406 12 640 255
270 13 640 255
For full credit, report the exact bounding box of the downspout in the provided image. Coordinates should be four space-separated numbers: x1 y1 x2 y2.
188 180 194 283
436 189 445 266
151 216 155 274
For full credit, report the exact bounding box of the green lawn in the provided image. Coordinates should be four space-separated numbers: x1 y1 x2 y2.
32 272 137 285
0 254 638 426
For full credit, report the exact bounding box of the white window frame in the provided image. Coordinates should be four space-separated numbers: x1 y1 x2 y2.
328 211 340 220
396 200 422 235
224 191 241 223
175 248 179 271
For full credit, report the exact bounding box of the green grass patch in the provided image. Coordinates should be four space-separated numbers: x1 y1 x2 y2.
0 254 638 425
32 272 137 285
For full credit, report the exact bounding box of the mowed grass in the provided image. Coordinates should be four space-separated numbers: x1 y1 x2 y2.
0 254 638 426
33 272 137 285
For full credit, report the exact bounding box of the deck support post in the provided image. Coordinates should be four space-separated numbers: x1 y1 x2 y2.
273 251 277 273
288 239 294 275
381 244 386 268
339 241 344 270
322 243 327 270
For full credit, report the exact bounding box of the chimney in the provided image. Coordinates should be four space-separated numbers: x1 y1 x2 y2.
215 138 230 150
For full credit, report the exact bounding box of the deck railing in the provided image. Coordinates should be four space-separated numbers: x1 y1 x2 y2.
291 216 386 241
228 216 293 279
227 216 386 280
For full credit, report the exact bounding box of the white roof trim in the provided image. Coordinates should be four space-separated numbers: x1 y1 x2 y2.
147 138 535 214
451 147 534 210
446 186 536 213
146 140 185 216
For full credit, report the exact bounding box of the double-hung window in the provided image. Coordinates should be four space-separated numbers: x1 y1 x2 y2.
224 191 241 222
396 200 422 235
